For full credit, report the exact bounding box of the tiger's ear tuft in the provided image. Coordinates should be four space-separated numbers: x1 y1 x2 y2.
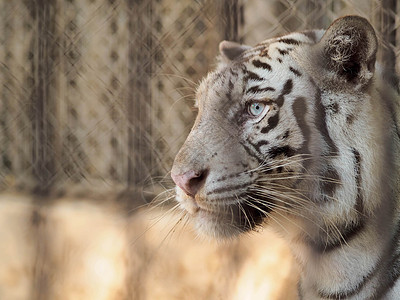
318 16 377 85
219 40 251 62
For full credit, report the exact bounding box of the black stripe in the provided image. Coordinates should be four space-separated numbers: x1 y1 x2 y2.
292 97 310 156
314 88 338 155
289 66 302 76
260 48 271 58
255 140 269 148
240 142 264 164
346 114 355 124
246 70 263 81
310 220 365 253
225 79 234 102
370 219 400 298
315 214 400 300
290 97 312 188
281 130 290 139
276 79 293 107
216 172 242 182
248 139 269 153
207 182 251 195
260 112 279 134
281 79 293 95
319 165 341 202
278 38 300 45
373 252 400 298
326 102 339 115
352 148 364 214
277 48 289 55
228 79 234 90
246 86 275 94
268 145 295 158
310 149 365 253
230 68 238 77
316 227 400 300
259 79 292 134
252 59 272 71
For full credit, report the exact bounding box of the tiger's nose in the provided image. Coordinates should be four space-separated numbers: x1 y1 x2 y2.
171 169 208 197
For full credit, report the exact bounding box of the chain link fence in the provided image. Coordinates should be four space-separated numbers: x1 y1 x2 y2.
0 0 398 202
0 1 399 300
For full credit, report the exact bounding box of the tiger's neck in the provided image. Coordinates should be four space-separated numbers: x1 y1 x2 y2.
294 197 397 300
276 79 400 299
269 181 399 299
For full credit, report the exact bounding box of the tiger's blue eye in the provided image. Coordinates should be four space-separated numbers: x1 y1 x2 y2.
248 102 266 117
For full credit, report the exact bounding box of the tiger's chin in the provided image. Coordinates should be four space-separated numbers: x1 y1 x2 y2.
176 191 266 240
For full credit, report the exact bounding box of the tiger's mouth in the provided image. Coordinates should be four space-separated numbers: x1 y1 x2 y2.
176 189 270 238
177 192 228 218
177 193 200 215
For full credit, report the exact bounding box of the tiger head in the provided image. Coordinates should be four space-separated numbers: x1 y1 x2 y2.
171 16 380 239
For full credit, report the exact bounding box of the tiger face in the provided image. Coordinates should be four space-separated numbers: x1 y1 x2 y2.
171 16 379 240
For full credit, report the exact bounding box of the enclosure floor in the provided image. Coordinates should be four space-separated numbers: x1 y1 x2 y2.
0 193 298 300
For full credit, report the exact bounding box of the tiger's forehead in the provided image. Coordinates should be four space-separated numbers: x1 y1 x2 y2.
195 30 324 107
195 66 244 109
243 31 322 62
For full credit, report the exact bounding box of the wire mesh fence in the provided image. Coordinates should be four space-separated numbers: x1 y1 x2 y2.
0 0 398 202
0 1 399 300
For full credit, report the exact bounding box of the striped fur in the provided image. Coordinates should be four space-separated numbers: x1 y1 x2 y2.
171 16 400 299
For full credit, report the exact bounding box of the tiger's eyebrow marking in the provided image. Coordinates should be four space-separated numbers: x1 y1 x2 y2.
278 38 301 45
289 66 302 76
246 86 275 94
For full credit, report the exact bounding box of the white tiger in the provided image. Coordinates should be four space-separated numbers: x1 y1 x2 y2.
171 16 400 299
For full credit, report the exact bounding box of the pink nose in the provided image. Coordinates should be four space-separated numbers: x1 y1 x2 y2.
171 170 207 197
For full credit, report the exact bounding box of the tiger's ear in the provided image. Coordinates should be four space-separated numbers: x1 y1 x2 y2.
317 16 377 86
219 40 251 63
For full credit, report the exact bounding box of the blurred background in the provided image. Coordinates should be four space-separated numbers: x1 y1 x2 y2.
0 0 398 299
